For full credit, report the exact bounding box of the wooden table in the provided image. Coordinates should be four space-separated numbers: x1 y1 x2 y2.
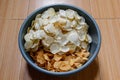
0 0 120 80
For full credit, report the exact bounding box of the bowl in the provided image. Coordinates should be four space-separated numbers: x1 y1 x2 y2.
18 4 101 76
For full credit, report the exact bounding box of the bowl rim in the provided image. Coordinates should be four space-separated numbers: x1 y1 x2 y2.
18 4 101 76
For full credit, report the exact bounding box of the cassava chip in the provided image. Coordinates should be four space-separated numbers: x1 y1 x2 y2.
69 59 76 66
43 53 50 61
59 61 71 71
59 9 66 17
33 30 47 39
67 30 80 46
44 24 57 34
24 31 34 42
67 43 76 53
81 41 88 49
66 9 75 19
24 41 33 50
45 62 53 70
53 54 62 61
36 50 46 64
60 46 70 52
50 43 61 54
86 34 92 43
41 8 55 19
53 61 61 69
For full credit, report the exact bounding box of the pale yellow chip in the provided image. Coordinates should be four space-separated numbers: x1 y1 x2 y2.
34 22 40 30
24 31 34 42
81 41 88 49
69 59 76 66
74 63 82 68
86 34 92 43
41 8 56 19
67 30 80 46
59 9 66 17
81 52 90 58
66 43 76 54
66 9 75 19
50 42 61 54
24 41 33 50
35 14 41 20
74 57 82 63
71 20 77 27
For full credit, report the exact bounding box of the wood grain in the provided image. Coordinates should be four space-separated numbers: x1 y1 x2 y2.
0 20 22 80
96 19 120 80
90 0 120 18
0 0 29 19
0 0 120 80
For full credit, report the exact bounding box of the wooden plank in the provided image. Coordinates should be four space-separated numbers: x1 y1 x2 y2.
96 19 120 80
0 0 29 19
0 20 22 80
0 0 120 80
90 0 120 18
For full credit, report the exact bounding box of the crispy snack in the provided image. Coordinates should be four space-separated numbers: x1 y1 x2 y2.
53 54 63 61
43 53 50 61
29 49 90 72
36 50 46 65
25 8 91 72
59 61 71 71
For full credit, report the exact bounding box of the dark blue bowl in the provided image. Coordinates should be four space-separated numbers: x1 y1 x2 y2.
18 4 101 76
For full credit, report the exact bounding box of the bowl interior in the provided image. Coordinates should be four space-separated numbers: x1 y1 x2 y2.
19 4 101 75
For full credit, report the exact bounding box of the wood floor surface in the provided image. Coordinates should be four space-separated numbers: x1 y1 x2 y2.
0 0 120 80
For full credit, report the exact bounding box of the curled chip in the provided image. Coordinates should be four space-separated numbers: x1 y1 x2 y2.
24 8 92 72
67 43 76 54
60 46 70 52
65 55 76 61
74 63 82 68
53 54 62 61
75 57 82 63
59 61 71 71
45 62 52 70
81 41 88 49
43 53 50 61
87 34 92 43
36 50 46 64
59 9 66 17
41 8 55 19
69 59 76 66
50 43 61 54
44 24 56 34
66 9 75 19
24 41 33 50
53 61 61 69
33 30 47 39
24 31 34 42
67 30 80 46
34 22 40 30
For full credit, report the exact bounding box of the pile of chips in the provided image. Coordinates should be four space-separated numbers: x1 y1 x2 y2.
24 8 92 72
30 48 90 72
